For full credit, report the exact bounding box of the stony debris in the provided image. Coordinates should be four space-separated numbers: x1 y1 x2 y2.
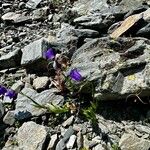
26 0 42 9
15 88 64 120
47 134 58 150
33 76 49 90
119 133 150 150
3 111 15 126
17 121 48 150
0 101 4 119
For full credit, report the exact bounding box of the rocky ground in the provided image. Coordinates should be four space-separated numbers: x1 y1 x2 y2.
0 0 150 150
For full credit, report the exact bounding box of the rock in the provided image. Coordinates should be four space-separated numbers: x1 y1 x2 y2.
15 88 64 120
74 14 114 31
0 101 4 119
0 49 22 70
77 131 83 149
119 133 150 150
11 80 24 93
143 8 150 22
62 115 74 127
135 125 150 134
69 37 150 101
93 144 105 150
55 139 66 150
48 134 58 150
3 111 15 126
63 126 75 142
26 0 42 9
21 38 50 72
33 76 49 90
136 23 150 38
110 14 142 38
17 121 49 150
32 7 49 20
2 12 31 23
66 135 76 149
72 0 109 15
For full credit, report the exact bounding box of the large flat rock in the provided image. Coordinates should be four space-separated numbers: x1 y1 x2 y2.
70 37 150 100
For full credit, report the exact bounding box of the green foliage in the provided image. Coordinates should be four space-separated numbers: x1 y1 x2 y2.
82 101 98 123
111 144 120 150
46 103 69 114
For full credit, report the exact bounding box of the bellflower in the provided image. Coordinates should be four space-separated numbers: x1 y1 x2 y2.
43 48 55 60
5 89 17 99
69 69 82 81
0 86 7 95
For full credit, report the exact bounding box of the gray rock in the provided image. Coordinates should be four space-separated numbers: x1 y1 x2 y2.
69 37 150 101
66 135 76 149
33 76 49 90
136 23 150 38
2 12 31 23
55 139 66 150
32 7 49 20
0 49 22 70
21 38 50 72
48 134 58 150
63 126 75 142
26 0 42 9
15 88 64 120
72 0 109 15
16 121 49 150
74 14 114 30
93 144 105 150
119 133 150 150
135 125 150 135
77 131 83 149
11 80 24 93
62 115 74 127
0 101 4 119
3 111 15 126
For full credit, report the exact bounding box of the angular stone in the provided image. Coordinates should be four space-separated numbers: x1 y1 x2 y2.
15 88 64 120
0 101 4 119
119 133 150 150
26 0 42 9
55 139 66 150
63 126 75 142
69 37 150 101
135 125 150 135
110 14 142 38
2 12 31 23
17 121 48 150
47 134 58 150
62 115 74 127
66 135 76 149
3 111 15 126
0 49 22 70
21 38 50 72
11 80 24 93
143 8 150 22
33 76 49 90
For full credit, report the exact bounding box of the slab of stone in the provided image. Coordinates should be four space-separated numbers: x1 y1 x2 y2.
0 101 4 119
66 135 76 149
55 139 66 150
3 111 15 126
2 12 31 23
26 0 42 9
0 49 22 70
62 115 74 127
15 88 64 120
33 76 49 90
21 38 50 72
47 134 58 150
110 14 142 38
17 121 49 150
69 37 150 101
119 133 150 150
11 80 24 93
135 125 150 134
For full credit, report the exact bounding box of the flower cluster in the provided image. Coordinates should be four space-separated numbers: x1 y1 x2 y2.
43 48 83 82
0 85 17 99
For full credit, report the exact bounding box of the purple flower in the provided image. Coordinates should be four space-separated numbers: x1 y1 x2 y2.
5 89 17 99
69 69 82 81
0 86 7 95
43 48 55 60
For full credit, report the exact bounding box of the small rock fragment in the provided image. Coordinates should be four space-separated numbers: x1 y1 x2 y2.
62 115 74 127
66 135 77 149
48 134 58 150
3 111 15 126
